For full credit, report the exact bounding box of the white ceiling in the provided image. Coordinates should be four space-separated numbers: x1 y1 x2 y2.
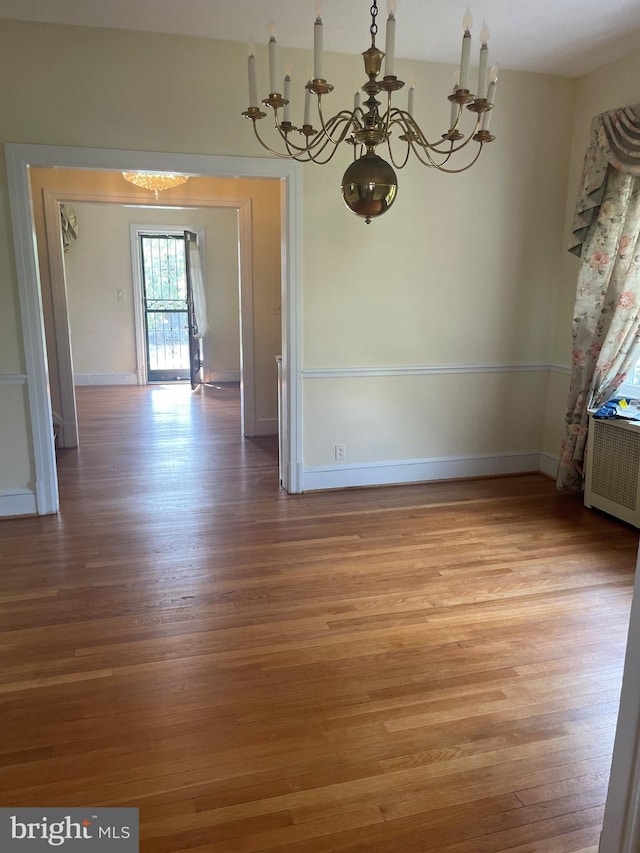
0 0 639 77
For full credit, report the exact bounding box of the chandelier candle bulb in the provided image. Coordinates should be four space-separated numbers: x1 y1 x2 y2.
354 88 361 111
304 81 312 125
477 22 489 99
459 9 473 90
449 85 459 129
449 70 460 128
248 43 258 108
314 11 324 79
268 25 278 94
481 103 492 132
408 77 415 116
283 70 291 122
482 66 499 131
487 64 499 103
384 0 397 77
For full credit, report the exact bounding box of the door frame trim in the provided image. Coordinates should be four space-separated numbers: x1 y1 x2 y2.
5 143 303 510
45 192 258 441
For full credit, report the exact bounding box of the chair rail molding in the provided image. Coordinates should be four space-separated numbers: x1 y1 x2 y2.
0 374 28 384
302 362 554 379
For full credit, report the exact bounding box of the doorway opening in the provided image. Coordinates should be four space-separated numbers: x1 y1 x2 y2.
139 231 205 387
141 233 191 383
41 189 267 452
6 144 303 511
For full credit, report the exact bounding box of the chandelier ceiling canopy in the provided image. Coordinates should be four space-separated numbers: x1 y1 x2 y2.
243 1 498 223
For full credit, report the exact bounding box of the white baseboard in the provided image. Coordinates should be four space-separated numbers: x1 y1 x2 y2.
539 453 559 479
206 370 240 383
302 452 545 491
0 489 37 517
255 417 278 436
74 373 137 386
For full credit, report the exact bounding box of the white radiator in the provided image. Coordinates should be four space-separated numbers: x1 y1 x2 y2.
584 414 640 528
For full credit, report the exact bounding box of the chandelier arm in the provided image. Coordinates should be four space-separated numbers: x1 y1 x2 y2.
385 114 446 167
429 113 484 154
306 133 354 164
406 128 480 169
282 134 317 160
434 143 485 173
265 114 344 161
428 130 479 154
278 126 324 158
287 127 350 164
388 122 459 169
285 116 353 159
405 137 447 168
414 141 485 173
389 109 483 160
316 101 359 146
251 120 316 161
269 119 317 157
320 112 359 145
268 110 338 158
386 137 412 170
387 111 441 152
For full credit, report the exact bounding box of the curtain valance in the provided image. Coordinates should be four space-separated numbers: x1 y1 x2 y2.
569 104 640 256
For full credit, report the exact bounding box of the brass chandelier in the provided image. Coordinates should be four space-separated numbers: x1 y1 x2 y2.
243 2 498 223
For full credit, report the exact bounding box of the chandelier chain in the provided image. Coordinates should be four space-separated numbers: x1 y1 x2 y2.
369 1 378 41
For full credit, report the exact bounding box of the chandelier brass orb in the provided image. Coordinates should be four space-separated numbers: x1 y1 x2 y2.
341 151 398 224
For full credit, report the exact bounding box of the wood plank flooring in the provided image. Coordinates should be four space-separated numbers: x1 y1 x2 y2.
0 384 638 852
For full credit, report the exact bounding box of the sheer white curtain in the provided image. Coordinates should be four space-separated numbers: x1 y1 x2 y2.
187 237 208 339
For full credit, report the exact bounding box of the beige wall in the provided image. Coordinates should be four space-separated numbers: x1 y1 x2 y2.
304 372 549 468
27 168 281 435
0 18 584 499
301 47 575 469
541 47 640 458
0 385 32 487
62 202 241 381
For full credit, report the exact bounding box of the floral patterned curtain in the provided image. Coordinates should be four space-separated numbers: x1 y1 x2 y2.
558 105 640 490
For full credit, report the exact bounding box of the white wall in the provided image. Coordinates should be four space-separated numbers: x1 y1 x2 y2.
62 202 240 383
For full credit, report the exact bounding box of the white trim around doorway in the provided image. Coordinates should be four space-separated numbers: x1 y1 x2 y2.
5 143 304 512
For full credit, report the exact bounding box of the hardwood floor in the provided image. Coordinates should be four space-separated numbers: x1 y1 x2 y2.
0 384 638 852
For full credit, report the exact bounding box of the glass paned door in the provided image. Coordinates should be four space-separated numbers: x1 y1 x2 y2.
140 234 190 382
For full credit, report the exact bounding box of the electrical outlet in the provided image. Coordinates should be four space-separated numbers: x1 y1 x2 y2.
335 444 346 461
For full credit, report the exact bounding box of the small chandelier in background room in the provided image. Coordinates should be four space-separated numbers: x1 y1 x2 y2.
243 2 498 223
122 172 189 199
